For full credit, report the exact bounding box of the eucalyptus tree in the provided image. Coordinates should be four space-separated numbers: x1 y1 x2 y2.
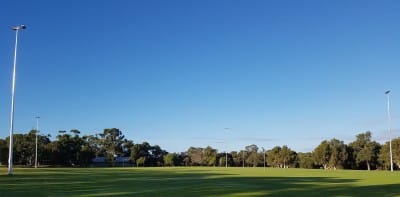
230 151 241 167
131 142 151 166
10 130 51 166
164 153 178 166
327 139 347 170
297 152 314 169
349 131 381 170
266 145 296 168
130 142 166 166
186 147 203 166
379 137 400 170
280 145 296 168
147 145 167 166
203 146 217 166
0 139 8 165
312 140 331 169
245 144 260 167
99 128 126 162
51 130 87 166
267 146 282 168
12 132 34 165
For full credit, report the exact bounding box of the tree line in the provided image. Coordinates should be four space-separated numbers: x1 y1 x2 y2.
0 128 398 170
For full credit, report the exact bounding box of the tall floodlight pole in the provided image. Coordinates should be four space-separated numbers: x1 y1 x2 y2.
225 128 229 168
8 24 26 175
35 116 40 168
385 90 393 172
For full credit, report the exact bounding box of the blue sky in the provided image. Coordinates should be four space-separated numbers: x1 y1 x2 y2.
0 0 399 153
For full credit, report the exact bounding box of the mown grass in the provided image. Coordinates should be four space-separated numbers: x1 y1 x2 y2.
0 167 399 196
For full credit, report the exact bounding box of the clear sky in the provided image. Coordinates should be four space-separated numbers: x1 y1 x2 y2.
0 0 399 153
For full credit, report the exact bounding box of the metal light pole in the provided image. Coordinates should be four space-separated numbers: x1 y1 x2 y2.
225 128 229 168
242 150 245 168
8 24 26 175
262 147 266 172
35 116 40 168
385 90 393 172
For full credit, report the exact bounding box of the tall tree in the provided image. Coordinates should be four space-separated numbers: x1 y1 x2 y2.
392 138 400 169
131 142 151 166
130 142 166 166
203 146 217 166
349 131 381 170
245 144 260 167
164 153 178 166
99 128 125 163
280 145 296 168
297 152 315 169
230 151 241 167
0 139 8 165
50 131 74 165
313 140 331 170
328 139 347 170
238 150 248 167
78 135 97 166
186 147 203 166
267 145 296 168
147 145 167 166
12 130 48 166
379 138 400 170
267 146 282 168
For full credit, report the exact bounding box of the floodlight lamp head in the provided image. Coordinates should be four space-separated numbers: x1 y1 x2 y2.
12 25 27 30
385 90 391 94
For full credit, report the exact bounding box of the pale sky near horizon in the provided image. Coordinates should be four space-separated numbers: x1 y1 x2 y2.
0 0 399 153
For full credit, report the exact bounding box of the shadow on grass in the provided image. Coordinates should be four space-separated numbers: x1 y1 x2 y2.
0 168 399 196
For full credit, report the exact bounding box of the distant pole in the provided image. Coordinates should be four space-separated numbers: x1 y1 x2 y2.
385 90 393 172
8 24 26 175
242 150 245 168
262 147 266 172
35 116 40 168
225 128 229 168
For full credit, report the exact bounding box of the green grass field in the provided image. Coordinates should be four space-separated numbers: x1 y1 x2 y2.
0 167 399 196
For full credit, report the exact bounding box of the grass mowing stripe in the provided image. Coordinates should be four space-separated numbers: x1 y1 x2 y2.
1 167 400 196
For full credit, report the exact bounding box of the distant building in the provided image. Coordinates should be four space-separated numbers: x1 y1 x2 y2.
114 157 130 163
91 156 132 167
92 157 106 163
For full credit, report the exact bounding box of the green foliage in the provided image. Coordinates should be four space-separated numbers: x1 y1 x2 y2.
99 128 125 162
1 129 397 171
245 144 260 167
267 145 296 168
164 153 178 166
130 142 167 166
48 130 95 166
378 137 400 170
313 139 348 170
186 147 203 166
136 157 146 167
203 146 217 166
313 140 330 169
327 139 347 169
0 139 8 165
349 131 380 170
297 152 315 169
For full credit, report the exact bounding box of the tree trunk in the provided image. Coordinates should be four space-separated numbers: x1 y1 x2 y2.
366 161 370 171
